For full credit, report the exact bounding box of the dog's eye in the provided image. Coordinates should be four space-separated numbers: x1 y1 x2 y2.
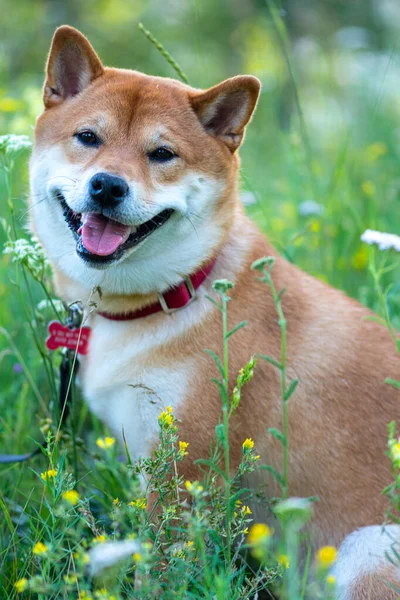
149 147 175 162
74 130 100 147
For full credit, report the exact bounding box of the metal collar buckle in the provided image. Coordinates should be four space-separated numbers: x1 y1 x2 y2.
157 277 197 315
65 301 84 329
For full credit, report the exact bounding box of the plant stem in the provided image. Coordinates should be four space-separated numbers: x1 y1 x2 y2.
222 294 232 564
266 271 289 499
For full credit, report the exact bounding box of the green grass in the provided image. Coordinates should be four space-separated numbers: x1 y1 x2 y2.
1 13 400 600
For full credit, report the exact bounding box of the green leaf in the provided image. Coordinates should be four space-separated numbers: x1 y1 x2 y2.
122 427 133 467
204 349 224 378
385 378 400 390
284 378 299 401
277 288 286 302
215 423 225 444
363 315 387 326
258 354 282 370
259 464 284 485
226 321 247 339
268 427 286 446
211 378 227 402
230 488 252 506
195 459 227 480
205 294 222 310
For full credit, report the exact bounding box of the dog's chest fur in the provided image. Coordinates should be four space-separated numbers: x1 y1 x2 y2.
79 313 196 460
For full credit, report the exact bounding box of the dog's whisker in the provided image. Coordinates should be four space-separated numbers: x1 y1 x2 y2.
187 210 207 222
19 198 47 220
46 175 79 183
184 215 200 239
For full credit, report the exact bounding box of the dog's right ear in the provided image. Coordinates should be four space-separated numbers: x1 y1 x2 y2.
43 26 104 108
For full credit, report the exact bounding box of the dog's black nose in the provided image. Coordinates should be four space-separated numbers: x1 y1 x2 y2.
89 173 129 208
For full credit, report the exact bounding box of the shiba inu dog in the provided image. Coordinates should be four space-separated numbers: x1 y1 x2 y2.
30 26 400 598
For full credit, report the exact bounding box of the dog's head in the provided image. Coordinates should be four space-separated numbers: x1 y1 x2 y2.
30 26 260 295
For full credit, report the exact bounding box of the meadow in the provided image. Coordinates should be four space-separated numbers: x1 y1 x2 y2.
1 1 400 598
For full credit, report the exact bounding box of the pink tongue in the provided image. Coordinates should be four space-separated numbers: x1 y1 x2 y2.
81 213 131 256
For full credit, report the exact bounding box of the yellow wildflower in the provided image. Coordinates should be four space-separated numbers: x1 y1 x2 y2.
352 247 368 271
93 534 106 544
247 523 273 561
316 545 337 568
179 441 189 456
94 589 116 600
40 468 58 482
366 142 387 162
391 442 400 462
133 552 142 562
185 480 203 494
242 438 255 451
73 551 90 564
243 527 249 534
310 219 321 233
62 490 79 505
33 541 48 555
277 554 289 569
361 180 376 197
0 98 24 112
63 574 78 584
96 436 115 449
242 505 252 515
78 592 93 600
254 455 261 461
113 497 119 505
186 541 194 549
158 408 174 427
14 578 28 593
247 523 273 545
130 498 147 510
326 574 336 585
270 217 286 233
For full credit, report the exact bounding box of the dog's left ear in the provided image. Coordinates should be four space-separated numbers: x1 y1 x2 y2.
190 76 261 152
44 25 104 108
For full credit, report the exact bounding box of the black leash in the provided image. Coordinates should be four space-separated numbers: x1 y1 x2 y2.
0 304 83 464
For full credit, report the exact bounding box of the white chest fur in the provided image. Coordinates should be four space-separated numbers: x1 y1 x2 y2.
79 314 197 461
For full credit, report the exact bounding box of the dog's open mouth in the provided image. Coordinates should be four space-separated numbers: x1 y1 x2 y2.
58 195 173 264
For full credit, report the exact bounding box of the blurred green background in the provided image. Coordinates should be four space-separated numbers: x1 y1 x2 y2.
1 0 400 454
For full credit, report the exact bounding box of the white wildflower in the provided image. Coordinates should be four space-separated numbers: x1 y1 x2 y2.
241 191 257 206
3 237 49 278
361 229 400 253
0 134 32 156
298 200 324 217
37 299 65 314
88 540 141 577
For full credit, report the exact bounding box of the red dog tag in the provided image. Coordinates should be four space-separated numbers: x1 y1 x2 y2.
46 321 91 355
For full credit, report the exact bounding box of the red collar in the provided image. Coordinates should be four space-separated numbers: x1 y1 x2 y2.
98 258 216 321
